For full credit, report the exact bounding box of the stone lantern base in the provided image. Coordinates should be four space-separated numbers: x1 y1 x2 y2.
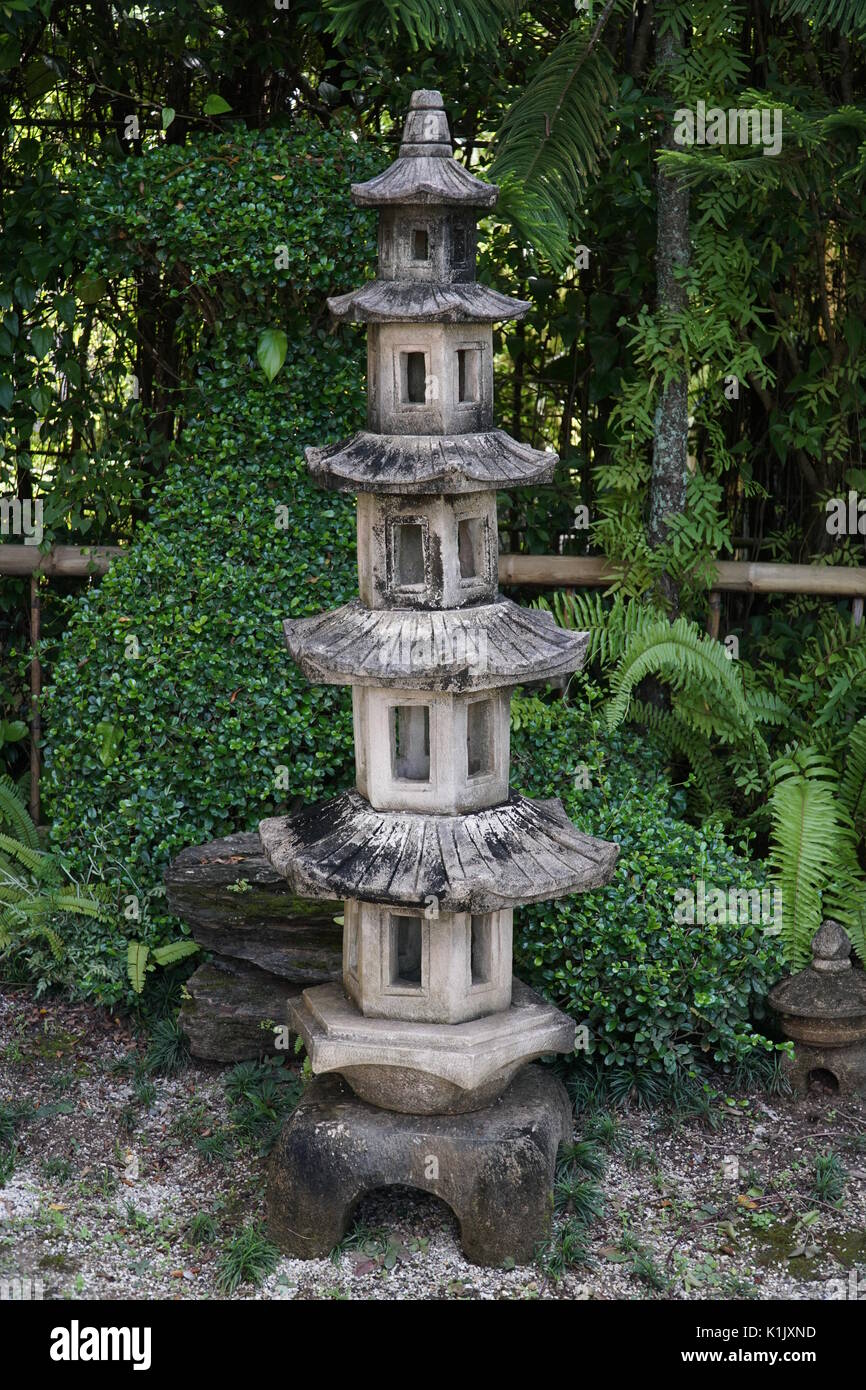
288 977 574 1114
266 1065 571 1267
778 1040 866 1097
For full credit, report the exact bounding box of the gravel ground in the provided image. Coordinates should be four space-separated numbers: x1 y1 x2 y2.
1 986 864 1302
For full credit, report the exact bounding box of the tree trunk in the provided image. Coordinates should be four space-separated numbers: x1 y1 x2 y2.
648 20 690 614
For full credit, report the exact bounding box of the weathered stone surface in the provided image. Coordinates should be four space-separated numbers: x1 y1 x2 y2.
180 957 301 1063
305 429 556 496
353 685 511 815
165 832 341 983
266 1065 572 1266
769 920 866 1095
283 597 587 691
288 977 575 1113
356 490 498 609
328 279 528 324
342 900 513 1025
259 791 620 913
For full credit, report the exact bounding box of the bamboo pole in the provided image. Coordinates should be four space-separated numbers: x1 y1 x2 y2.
498 553 866 597
0 544 123 577
29 575 41 826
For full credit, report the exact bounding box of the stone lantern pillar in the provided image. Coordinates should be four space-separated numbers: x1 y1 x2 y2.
260 91 619 1265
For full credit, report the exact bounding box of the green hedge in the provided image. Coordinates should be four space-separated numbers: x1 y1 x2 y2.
511 694 785 1076
42 123 379 998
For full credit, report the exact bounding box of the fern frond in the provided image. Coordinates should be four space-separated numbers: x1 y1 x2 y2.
839 715 866 836
774 0 866 40
0 776 38 849
0 834 53 879
606 616 751 732
768 774 843 968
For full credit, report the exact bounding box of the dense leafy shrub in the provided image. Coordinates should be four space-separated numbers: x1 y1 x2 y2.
511 692 786 1076
41 123 378 1001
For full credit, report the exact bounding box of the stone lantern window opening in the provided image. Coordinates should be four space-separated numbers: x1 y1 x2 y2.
451 224 468 267
399 349 429 405
411 227 430 261
466 697 494 778
457 514 487 581
390 703 431 781
390 517 428 590
470 914 494 986
456 344 481 404
345 903 360 983
389 913 425 990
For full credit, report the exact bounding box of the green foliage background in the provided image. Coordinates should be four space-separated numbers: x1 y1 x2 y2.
41 123 379 995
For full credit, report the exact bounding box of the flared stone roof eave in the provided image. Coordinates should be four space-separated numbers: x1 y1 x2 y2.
305 430 557 495
282 598 588 691
327 280 529 324
259 791 619 914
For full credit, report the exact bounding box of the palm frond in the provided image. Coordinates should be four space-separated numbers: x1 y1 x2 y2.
774 0 866 39
490 23 617 268
321 0 520 51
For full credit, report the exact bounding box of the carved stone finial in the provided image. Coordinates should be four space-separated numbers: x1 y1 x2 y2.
811 919 852 974
400 89 451 158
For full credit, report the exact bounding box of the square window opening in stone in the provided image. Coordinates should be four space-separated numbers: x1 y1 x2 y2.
400 350 428 404
457 347 480 403
470 914 493 986
451 225 468 266
458 516 487 581
390 915 423 987
466 699 493 778
346 918 359 979
412 228 429 261
390 704 431 782
393 521 426 588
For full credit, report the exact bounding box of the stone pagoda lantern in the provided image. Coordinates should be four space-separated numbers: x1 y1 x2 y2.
261 91 618 1266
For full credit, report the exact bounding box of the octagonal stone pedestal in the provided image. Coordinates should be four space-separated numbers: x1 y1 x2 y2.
289 977 574 1114
266 1064 571 1267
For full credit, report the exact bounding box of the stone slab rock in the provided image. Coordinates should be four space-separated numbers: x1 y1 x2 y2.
180 957 302 1064
165 831 341 983
266 1064 572 1267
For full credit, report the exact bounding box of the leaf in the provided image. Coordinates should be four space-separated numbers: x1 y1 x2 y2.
204 94 232 116
0 720 27 744
127 941 149 994
95 721 122 768
30 326 53 360
0 379 12 410
150 940 199 967
257 328 288 382
162 106 176 130
74 274 107 305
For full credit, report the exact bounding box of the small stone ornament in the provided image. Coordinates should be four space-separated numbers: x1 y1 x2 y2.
769 920 866 1096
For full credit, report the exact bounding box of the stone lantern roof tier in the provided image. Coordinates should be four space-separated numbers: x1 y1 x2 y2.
282 598 588 691
259 791 619 914
306 430 555 495
351 89 498 209
327 280 528 324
